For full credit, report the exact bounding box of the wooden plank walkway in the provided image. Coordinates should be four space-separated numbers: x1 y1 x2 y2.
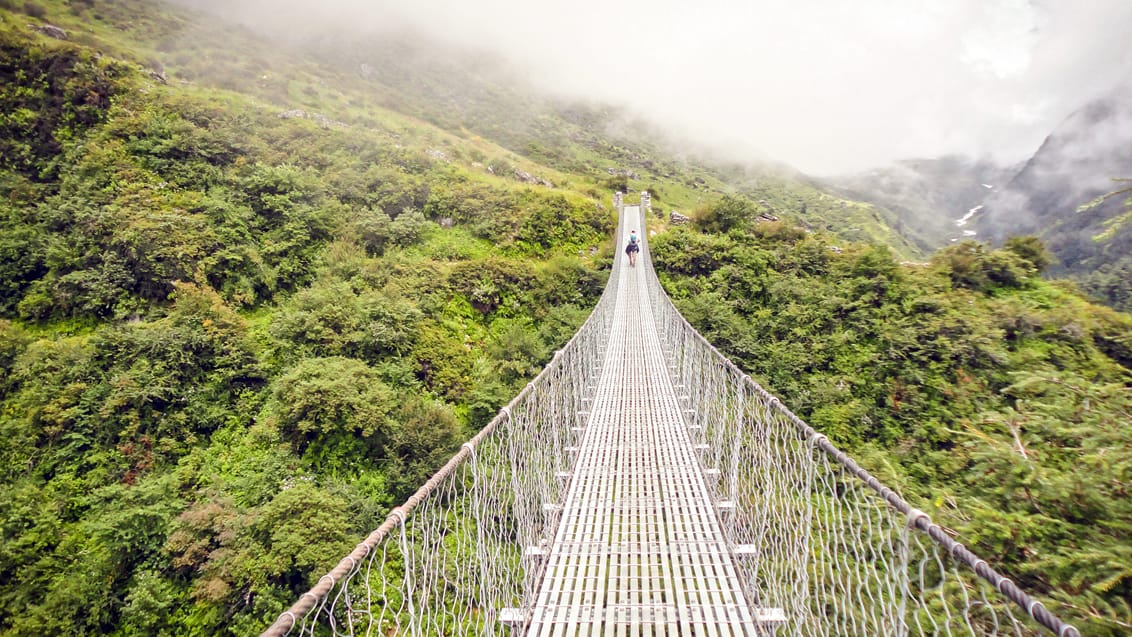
523 207 762 636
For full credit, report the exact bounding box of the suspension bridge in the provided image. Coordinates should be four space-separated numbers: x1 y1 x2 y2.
262 195 1080 637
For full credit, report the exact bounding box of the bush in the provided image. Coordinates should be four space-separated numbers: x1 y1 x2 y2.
1003 235 1054 273
411 321 475 399
384 397 460 498
353 208 393 254
268 283 421 362
934 241 1032 292
696 194 756 233
388 207 432 246
448 257 534 316
650 227 733 277
267 357 398 470
22 2 47 18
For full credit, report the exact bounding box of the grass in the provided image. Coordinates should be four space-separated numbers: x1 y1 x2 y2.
10 0 925 260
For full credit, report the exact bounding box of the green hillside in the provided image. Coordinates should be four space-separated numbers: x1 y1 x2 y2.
1 0 1129 635
99 0 916 254
0 3 615 634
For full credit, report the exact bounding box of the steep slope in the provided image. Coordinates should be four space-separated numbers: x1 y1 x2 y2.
827 83 1132 311
823 156 1017 251
976 85 1132 310
155 3 923 257
979 85 1132 245
0 2 614 634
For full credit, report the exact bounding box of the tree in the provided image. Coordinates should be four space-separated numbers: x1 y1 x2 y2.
1003 236 1054 273
696 194 757 233
266 357 398 471
388 207 431 246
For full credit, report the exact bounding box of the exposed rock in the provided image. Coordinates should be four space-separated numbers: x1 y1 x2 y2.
757 212 780 222
310 113 347 129
34 24 68 40
438 217 455 228
147 60 167 84
513 168 554 188
278 109 346 129
426 148 449 162
670 211 690 225
605 167 640 180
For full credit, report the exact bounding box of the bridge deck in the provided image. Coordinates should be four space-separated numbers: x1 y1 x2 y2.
525 207 760 636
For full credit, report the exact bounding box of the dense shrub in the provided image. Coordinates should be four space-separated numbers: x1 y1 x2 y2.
0 16 607 635
654 224 1132 634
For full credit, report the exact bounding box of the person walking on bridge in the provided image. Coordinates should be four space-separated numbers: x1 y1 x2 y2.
625 230 640 267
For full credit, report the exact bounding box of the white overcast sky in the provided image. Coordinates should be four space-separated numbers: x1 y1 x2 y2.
188 0 1132 175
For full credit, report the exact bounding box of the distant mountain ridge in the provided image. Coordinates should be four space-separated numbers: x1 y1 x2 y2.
977 83 1132 256
826 81 1132 310
820 155 1017 252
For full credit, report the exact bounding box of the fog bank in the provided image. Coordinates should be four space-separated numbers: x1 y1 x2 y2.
179 0 1132 175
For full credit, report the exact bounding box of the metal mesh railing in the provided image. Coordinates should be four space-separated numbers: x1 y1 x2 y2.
260 206 625 637
635 204 1080 637
262 197 1080 637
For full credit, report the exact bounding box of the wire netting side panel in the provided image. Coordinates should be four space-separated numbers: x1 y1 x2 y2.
641 223 1077 637
265 203 629 637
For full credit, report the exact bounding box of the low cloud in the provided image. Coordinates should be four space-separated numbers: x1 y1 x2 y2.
180 0 1132 175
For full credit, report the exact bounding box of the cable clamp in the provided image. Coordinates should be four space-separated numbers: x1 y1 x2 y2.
996 577 1014 594
905 508 930 528
280 612 296 631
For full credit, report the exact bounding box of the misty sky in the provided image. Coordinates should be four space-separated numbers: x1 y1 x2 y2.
189 0 1132 175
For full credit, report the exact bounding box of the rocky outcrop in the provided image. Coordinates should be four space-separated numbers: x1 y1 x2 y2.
513 168 553 188
277 109 346 129
148 61 167 85
606 167 640 180
670 211 689 225
34 24 68 40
